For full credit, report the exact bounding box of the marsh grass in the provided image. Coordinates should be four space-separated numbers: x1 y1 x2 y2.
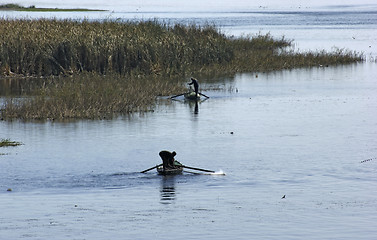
1 19 362 78
1 73 186 120
0 19 364 120
225 33 362 72
0 19 233 77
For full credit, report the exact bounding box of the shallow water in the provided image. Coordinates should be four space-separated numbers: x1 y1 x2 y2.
1 3 377 240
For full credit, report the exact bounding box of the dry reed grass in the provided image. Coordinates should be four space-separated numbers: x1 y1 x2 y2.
1 73 185 120
0 19 232 77
0 19 362 78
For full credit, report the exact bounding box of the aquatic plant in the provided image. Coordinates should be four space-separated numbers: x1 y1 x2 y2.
0 138 22 147
1 73 186 120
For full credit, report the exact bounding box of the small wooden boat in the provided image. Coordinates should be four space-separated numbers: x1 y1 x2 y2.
184 91 200 100
157 160 183 175
157 167 183 175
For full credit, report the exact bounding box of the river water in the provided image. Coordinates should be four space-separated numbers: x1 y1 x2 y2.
1 2 377 240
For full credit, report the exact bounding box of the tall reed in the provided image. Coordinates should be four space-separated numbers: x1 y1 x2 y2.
0 19 363 78
0 19 233 77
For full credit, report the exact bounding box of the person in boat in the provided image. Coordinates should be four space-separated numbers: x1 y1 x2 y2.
159 150 177 169
188 77 199 96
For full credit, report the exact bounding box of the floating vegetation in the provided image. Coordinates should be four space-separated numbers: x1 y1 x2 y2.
0 19 364 120
0 138 22 147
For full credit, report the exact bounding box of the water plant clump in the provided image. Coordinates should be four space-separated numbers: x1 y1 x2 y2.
1 73 186 120
0 138 22 147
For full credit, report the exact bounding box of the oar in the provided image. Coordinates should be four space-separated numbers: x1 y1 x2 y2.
140 164 163 173
198 92 210 98
170 93 186 99
181 165 215 173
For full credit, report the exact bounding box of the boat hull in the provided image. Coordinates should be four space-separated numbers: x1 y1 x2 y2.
157 167 183 175
184 92 200 100
157 160 183 175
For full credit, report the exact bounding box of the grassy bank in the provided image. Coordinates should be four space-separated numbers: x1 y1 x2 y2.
0 19 363 120
0 4 105 12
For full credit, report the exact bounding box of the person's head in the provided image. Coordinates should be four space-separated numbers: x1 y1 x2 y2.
191 77 197 82
172 151 176 157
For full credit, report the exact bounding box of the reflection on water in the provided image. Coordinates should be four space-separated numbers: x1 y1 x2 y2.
187 100 199 114
173 97 211 115
0 78 46 96
160 176 177 204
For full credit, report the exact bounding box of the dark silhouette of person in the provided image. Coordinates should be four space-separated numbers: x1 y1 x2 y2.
188 77 199 96
159 150 177 169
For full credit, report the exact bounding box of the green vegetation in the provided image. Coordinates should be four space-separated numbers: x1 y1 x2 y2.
0 138 22 147
0 4 105 12
0 19 364 120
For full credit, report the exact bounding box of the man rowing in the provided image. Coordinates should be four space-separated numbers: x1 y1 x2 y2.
159 150 177 170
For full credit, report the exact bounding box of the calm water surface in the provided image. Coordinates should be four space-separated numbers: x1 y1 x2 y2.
1 3 377 240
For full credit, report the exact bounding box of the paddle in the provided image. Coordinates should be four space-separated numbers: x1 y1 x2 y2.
140 164 163 173
198 92 210 98
181 165 215 173
170 93 186 99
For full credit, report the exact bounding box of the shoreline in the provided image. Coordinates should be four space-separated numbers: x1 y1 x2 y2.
0 4 106 12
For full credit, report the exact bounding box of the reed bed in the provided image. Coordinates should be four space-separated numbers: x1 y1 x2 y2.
0 19 364 120
226 34 362 72
0 19 363 77
1 73 185 120
0 19 233 77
